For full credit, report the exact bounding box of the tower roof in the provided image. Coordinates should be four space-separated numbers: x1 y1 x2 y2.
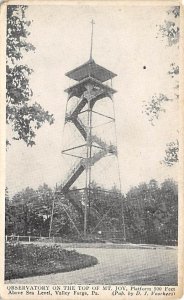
65 59 117 83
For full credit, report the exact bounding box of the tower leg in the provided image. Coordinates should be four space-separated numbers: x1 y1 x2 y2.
84 188 88 238
83 84 93 238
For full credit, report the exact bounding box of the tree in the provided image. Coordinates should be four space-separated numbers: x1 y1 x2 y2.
5 185 51 236
5 179 178 244
163 140 179 166
157 6 180 46
144 94 172 125
5 187 14 235
123 179 178 245
88 183 124 236
6 5 54 147
5 184 83 238
5 187 9 206
9 187 39 235
143 6 180 166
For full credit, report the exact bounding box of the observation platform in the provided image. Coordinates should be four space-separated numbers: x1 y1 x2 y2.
65 76 116 98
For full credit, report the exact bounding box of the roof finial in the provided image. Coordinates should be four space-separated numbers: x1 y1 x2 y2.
90 19 95 61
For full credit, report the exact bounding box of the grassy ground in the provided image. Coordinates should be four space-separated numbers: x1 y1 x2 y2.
5 243 98 280
6 246 177 285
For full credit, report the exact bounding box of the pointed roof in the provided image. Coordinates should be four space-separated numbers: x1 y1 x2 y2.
65 59 117 83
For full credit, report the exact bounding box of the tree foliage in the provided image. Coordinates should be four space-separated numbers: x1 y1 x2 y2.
162 140 179 166
5 179 178 245
156 6 180 46
6 5 54 147
5 184 81 237
143 6 180 166
124 179 178 245
144 94 171 125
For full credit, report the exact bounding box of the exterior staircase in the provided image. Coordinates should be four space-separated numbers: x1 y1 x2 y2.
62 86 117 213
62 147 111 193
62 159 86 193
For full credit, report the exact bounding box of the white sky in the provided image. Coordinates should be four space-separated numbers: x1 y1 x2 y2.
6 4 179 197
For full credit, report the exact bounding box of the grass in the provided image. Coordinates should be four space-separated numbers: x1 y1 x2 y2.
5 242 98 280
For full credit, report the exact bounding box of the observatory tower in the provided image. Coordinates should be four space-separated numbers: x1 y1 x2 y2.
60 21 125 239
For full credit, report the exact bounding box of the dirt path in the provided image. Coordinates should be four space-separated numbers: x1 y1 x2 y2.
6 245 177 285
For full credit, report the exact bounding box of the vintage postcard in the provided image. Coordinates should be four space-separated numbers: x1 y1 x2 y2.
0 0 183 299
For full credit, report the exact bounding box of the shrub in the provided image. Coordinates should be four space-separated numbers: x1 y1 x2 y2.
5 243 98 280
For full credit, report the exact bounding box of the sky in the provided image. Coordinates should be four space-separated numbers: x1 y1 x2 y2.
6 4 179 197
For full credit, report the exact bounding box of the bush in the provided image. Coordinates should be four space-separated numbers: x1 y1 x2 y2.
5 243 98 280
